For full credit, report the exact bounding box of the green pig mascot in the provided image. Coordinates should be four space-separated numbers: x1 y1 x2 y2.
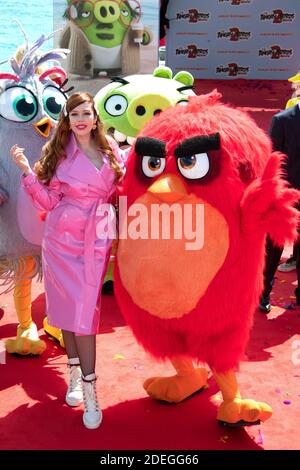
60 0 153 77
95 66 195 146
95 66 195 292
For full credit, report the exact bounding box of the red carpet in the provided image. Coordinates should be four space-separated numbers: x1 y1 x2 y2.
1 80 300 451
194 78 292 132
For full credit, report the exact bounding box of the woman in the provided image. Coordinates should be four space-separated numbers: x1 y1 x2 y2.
10 92 123 429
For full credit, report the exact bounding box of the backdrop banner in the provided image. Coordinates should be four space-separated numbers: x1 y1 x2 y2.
166 0 300 79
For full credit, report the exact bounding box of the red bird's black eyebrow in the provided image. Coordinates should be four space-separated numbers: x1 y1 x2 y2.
174 133 220 158
135 137 166 158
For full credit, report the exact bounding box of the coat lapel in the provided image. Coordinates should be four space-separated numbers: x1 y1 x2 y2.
68 150 105 187
61 133 111 191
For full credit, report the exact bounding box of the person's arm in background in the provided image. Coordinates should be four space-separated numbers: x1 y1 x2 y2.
269 114 284 152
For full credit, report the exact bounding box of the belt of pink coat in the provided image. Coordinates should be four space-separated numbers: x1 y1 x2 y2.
63 191 114 287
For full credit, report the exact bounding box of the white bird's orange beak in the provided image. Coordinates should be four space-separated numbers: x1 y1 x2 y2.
33 117 53 138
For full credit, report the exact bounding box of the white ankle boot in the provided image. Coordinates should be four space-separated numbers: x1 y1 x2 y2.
82 373 102 429
65 358 83 407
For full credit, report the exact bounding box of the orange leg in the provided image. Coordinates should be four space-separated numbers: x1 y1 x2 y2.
43 317 64 348
5 256 46 355
212 369 272 426
143 357 208 403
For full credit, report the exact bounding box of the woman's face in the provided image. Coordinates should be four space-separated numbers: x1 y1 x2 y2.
69 102 96 137
295 84 300 97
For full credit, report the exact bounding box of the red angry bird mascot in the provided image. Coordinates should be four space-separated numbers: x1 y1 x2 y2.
114 91 299 427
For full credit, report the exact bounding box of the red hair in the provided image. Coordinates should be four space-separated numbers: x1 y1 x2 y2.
35 92 123 184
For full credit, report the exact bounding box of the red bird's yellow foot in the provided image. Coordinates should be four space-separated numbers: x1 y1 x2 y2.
43 317 64 348
143 368 208 403
5 322 46 355
217 398 272 427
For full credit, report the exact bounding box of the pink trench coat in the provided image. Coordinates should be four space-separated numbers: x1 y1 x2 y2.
22 134 119 335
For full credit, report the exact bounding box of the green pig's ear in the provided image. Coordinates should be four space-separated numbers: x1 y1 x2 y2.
173 71 194 86
63 0 73 19
153 66 173 79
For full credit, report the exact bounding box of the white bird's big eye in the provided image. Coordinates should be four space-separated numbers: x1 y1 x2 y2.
104 95 128 116
142 156 166 177
42 86 67 121
0 86 38 122
178 153 209 179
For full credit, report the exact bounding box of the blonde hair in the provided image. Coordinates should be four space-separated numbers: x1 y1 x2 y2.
35 92 123 185
290 70 300 97
292 83 300 97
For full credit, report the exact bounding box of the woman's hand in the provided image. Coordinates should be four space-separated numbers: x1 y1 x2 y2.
10 144 32 176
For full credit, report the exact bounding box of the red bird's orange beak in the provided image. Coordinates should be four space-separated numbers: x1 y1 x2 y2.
148 174 188 203
33 117 53 138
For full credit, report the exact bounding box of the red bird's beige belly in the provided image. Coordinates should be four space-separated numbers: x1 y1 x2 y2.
118 192 229 319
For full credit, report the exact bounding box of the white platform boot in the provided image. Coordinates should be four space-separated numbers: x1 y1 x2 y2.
82 373 102 429
65 357 83 407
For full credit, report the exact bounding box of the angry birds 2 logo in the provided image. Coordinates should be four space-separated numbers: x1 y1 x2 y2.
176 9 210 23
176 45 208 59
217 27 251 41
260 9 295 23
258 45 293 60
219 0 251 5
216 63 250 76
